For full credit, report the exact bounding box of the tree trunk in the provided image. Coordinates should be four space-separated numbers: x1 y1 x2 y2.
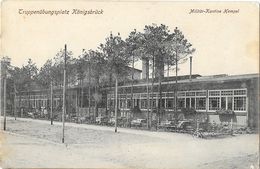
166 63 170 118
3 78 6 130
151 55 155 129
94 88 97 119
114 77 118 132
62 44 67 143
146 72 150 129
131 55 134 110
14 83 17 120
88 65 91 120
18 93 21 117
109 74 112 117
174 52 178 116
81 79 84 108
158 74 162 126
130 55 135 124
144 58 150 129
94 78 99 119
123 84 127 127
50 81 53 125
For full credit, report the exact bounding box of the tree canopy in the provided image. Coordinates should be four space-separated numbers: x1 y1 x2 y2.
3 24 195 93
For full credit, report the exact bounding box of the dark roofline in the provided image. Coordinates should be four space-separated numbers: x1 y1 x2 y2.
18 73 259 93
118 73 259 88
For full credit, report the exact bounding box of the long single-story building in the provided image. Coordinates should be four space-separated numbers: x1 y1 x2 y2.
14 72 259 129
107 73 259 129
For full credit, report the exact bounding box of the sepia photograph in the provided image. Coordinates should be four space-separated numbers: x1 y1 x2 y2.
0 0 259 168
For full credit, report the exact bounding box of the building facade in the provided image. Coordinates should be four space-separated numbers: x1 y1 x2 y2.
107 74 259 128
14 73 259 129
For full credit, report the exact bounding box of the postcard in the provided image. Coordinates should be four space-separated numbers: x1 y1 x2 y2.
0 1 259 168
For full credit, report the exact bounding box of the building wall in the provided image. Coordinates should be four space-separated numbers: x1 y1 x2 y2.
14 74 259 129
109 76 258 128
247 78 259 129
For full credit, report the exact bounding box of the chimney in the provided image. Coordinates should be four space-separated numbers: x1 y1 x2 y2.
155 56 164 79
189 56 192 81
142 58 149 79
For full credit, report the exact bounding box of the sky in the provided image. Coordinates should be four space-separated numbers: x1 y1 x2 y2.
1 1 259 76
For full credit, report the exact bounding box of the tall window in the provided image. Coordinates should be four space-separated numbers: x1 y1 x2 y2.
150 100 156 108
209 97 220 110
167 99 174 109
127 99 131 109
185 98 190 108
110 100 114 107
178 98 185 109
191 98 195 108
160 99 165 108
221 97 226 109
120 99 125 108
140 99 147 109
196 98 206 110
234 97 246 111
227 97 233 110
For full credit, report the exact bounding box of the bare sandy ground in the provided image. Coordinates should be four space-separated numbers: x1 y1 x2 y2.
0 117 259 169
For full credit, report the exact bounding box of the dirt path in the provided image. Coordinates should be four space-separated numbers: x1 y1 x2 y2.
0 117 259 168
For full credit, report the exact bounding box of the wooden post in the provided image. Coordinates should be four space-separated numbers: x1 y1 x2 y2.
81 79 84 108
174 53 178 115
50 81 53 125
166 63 169 119
76 90 78 123
146 70 150 129
231 116 233 135
246 96 249 127
88 61 91 120
189 56 192 81
62 44 67 143
115 77 118 132
151 55 155 129
3 77 6 130
14 83 17 120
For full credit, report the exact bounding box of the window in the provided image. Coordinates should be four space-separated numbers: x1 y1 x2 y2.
234 89 246 96
141 93 147 98
109 100 114 107
196 91 206 96
150 100 156 108
186 92 195 96
220 97 232 110
127 99 132 109
221 97 226 109
234 97 246 111
209 97 220 110
178 98 185 109
141 99 147 109
221 90 233 96
186 98 190 108
110 94 115 99
166 93 174 97
227 97 233 110
191 98 195 108
177 92 185 97
149 93 157 98
126 94 132 99
196 98 206 110
167 99 174 109
120 94 126 98
160 99 165 108
134 99 140 107
209 91 220 96
120 99 125 108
